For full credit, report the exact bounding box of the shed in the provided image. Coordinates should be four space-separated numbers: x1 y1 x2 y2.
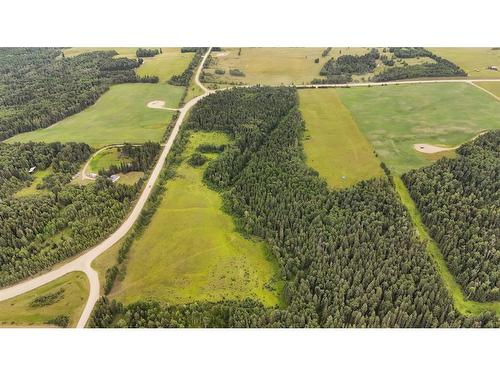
28 166 36 173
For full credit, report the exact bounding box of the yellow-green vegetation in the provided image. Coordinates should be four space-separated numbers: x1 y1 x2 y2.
62 47 140 59
184 75 205 103
0 272 89 327
393 177 499 316
137 48 194 83
299 89 383 188
429 48 500 79
116 171 144 185
111 131 282 306
14 167 51 198
474 81 500 99
337 83 500 174
89 147 129 174
92 238 124 294
7 83 184 148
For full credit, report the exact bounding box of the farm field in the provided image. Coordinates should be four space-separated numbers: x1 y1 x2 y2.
136 48 194 83
429 48 500 79
111 131 282 307
6 83 184 148
299 89 383 188
337 82 500 174
474 81 500 99
0 272 89 327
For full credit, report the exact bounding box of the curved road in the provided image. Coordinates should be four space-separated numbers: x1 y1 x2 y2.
0 48 499 327
0 48 213 328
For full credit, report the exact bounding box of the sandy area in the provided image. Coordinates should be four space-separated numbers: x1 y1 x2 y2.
413 144 456 154
213 51 229 57
147 100 179 111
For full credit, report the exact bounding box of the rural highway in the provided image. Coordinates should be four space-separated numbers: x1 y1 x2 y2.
0 47 213 328
0 48 498 327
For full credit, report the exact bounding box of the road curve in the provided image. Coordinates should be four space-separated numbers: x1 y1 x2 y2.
0 48 213 328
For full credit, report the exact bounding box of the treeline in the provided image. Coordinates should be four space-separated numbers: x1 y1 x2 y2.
0 142 141 287
136 48 160 58
0 48 147 140
99 142 161 176
389 47 431 58
403 131 499 302
90 87 498 328
372 48 466 81
316 48 379 84
168 48 206 86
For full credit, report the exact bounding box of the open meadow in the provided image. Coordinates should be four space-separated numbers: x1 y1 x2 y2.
299 89 383 188
337 82 500 174
111 131 282 307
0 272 89 327
137 48 194 83
429 48 500 79
6 83 184 148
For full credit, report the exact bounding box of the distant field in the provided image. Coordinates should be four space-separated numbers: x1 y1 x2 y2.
337 83 500 174
299 89 383 188
0 272 89 327
475 81 500 98
137 48 194 83
111 131 282 306
6 83 184 148
63 47 140 59
429 48 500 79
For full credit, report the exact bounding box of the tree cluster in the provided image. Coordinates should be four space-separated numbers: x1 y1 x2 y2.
168 48 207 86
0 48 144 140
136 48 159 58
99 142 161 177
403 131 499 302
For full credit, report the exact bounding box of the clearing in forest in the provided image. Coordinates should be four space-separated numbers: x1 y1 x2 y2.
429 48 500 79
0 272 89 327
136 48 194 83
6 83 184 148
337 82 500 175
111 132 282 306
299 89 383 187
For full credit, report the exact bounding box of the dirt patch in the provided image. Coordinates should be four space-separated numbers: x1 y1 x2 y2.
413 144 456 154
213 51 229 57
147 100 166 109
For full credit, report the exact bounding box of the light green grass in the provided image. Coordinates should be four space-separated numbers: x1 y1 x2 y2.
337 83 500 175
137 48 194 83
0 272 89 327
394 177 499 316
14 167 51 198
116 171 144 185
299 89 383 188
92 238 125 295
89 148 129 174
111 131 282 307
475 81 500 99
429 48 500 79
6 83 184 148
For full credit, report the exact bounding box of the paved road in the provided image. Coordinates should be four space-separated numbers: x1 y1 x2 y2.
1 48 499 327
0 48 213 328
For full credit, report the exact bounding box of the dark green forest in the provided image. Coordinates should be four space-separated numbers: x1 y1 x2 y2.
90 87 498 328
0 142 144 287
403 131 499 302
0 48 148 141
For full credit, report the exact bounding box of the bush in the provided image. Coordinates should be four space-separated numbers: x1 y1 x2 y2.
188 152 208 167
229 69 245 77
215 69 225 75
47 314 69 328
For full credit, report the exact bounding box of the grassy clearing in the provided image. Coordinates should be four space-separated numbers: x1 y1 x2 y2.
429 48 500 79
299 89 383 188
117 171 144 185
137 48 194 83
394 177 499 316
337 83 500 175
475 81 500 99
89 148 129 174
111 131 282 307
6 83 184 148
14 167 51 198
92 238 124 295
0 272 89 327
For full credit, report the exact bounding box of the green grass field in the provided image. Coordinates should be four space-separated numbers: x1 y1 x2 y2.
89 147 129 174
14 167 51 198
337 83 500 174
429 48 500 79
394 177 499 316
299 89 383 188
475 81 500 98
111 131 282 306
0 272 89 327
137 48 194 83
6 83 184 148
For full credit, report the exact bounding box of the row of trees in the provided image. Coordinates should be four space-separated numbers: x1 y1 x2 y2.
0 142 142 287
0 48 151 141
168 48 206 86
403 131 499 302
136 48 160 57
90 87 498 328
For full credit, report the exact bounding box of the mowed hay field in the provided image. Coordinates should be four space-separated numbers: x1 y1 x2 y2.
7 83 184 148
0 272 89 327
475 81 500 99
299 89 383 188
429 48 500 79
206 47 335 85
337 83 500 175
111 132 282 306
137 48 194 83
